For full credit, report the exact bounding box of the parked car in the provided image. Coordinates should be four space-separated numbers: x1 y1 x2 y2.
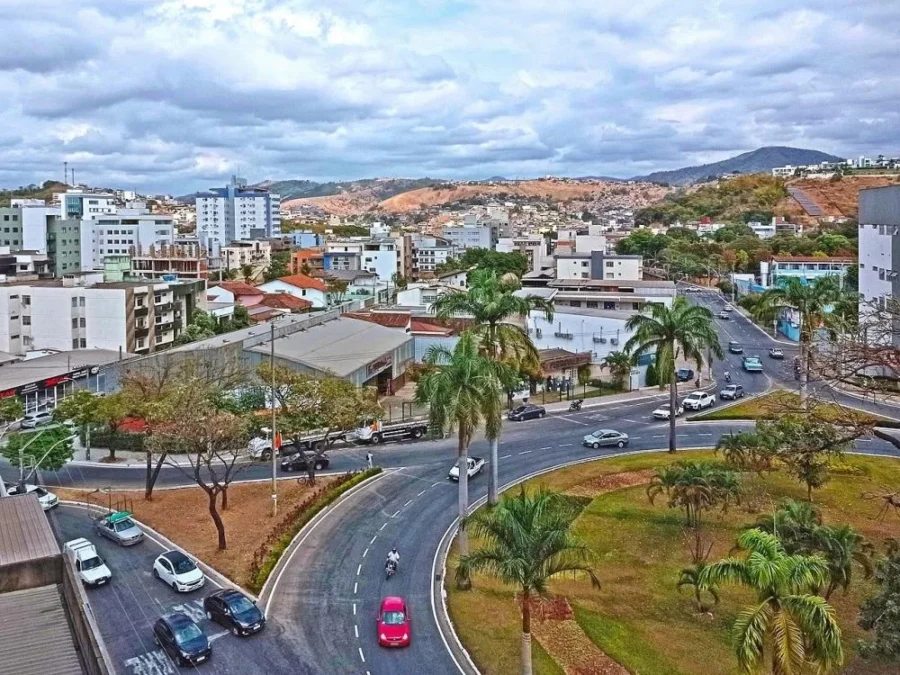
94 511 144 546
280 452 329 472
377 596 411 648
153 551 205 593
64 538 112 587
448 457 485 481
5 483 59 510
676 368 694 382
582 429 629 449
769 348 785 359
204 589 266 637
717 311 730 320
153 613 211 667
728 341 743 354
742 356 764 373
20 411 53 429
507 404 546 421
652 403 684 420
682 392 716 411
723 305 734 312
719 384 745 400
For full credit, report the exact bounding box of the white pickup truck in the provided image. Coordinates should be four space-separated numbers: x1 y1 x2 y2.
448 456 485 481
64 538 112 587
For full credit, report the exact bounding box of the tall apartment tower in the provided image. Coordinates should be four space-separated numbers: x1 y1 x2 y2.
195 176 280 249
858 185 900 345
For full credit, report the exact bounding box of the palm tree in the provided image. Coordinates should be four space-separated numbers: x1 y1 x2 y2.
624 298 723 452
701 529 843 674
678 563 720 613
601 350 633 391
240 263 254 283
457 488 601 675
716 430 778 475
432 269 553 504
414 333 518 557
754 276 842 406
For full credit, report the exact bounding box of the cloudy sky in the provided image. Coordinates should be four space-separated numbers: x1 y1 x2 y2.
2 0 898 193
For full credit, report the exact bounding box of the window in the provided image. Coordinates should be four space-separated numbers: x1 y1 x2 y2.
570 300 582 307
72 318 78 329
22 295 29 306
79 297 85 307
605 261 614 267
880 269 886 281
632 303 641 311
80 318 86 328
72 338 79 349
72 297 78 308
587 301 598 308
80 338 86 348
603 301 616 310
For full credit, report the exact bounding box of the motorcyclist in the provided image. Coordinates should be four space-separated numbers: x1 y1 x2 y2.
724 370 731 383
386 547 400 571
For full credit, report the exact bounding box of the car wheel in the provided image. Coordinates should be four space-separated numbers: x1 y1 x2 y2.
412 427 424 439
261 450 271 461
592 442 600 449
371 434 382 445
206 611 213 620
172 581 179 592
314 461 323 471
617 440 626 448
153 568 160 580
231 626 240 637
539 411 545 418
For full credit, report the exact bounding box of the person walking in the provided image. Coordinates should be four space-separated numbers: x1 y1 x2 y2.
366 451 374 469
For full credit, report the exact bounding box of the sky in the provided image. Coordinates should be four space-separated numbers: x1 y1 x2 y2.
1 0 898 193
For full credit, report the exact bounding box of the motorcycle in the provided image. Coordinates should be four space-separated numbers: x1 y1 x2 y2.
569 399 584 411
724 372 731 383
385 559 397 579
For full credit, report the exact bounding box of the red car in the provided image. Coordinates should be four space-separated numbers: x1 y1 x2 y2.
377 596 410 647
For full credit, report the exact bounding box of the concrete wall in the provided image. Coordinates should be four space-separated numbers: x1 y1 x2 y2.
0 554 61 593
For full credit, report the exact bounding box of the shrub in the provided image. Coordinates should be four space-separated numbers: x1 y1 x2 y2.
645 362 658 387
89 429 145 452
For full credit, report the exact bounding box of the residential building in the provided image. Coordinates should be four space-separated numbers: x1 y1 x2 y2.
573 234 607 253
319 269 385 302
221 240 272 271
555 252 643 281
442 222 498 251
858 185 900 343
53 190 116 220
548 279 676 311
195 176 280 248
12 200 58 252
290 230 325 249
410 234 453 276
0 274 204 355
396 282 460 310
496 235 549 272
208 281 264 308
290 248 325 275
80 207 175 270
0 248 51 281
761 256 855 289
773 216 800 237
0 207 23 248
130 242 209 281
749 221 777 239
258 273 330 308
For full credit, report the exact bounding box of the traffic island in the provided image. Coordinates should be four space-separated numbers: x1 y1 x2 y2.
445 450 900 675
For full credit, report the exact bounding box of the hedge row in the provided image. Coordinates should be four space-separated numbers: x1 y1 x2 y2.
247 467 382 593
87 429 146 452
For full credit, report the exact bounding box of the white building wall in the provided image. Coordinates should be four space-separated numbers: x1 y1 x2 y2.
25 286 126 353
601 257 643 280
574 235 607 253
858 223 892 310
526 310 634 364
361 249 398 283
557 257 591 280
17 205 57 253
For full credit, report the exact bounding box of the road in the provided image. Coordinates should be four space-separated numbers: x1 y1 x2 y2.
19 284 900 675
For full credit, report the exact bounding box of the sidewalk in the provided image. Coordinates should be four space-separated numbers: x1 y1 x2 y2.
526 379 718 414
69 446 197 468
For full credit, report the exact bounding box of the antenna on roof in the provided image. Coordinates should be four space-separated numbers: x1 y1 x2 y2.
64 161 68 186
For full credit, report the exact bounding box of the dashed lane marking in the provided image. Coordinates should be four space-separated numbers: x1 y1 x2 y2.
369 535 377 545
380 523 388 531
519 450 532 455
540 447 552 450
500 454 512 459
359 648 366 663
560 443 573 447
363 548 369 558
622 418 639 424
355 625 359 638
418 489 427 496
559 415 590 426
391 509 400 518
353 603 357 615
357 564 362 576
404 499 413 507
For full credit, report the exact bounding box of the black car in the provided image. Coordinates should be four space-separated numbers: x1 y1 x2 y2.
281 452 329 472
676 368 694 382
204 589 266 637
153 613 211 667
507 404 546 421
728 341 743 354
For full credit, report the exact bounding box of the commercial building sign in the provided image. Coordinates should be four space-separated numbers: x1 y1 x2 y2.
365 354 393 379
0 365 97 399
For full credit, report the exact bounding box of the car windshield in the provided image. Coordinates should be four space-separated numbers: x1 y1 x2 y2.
658 404 671 410
173 623 204 644
227 596 256 614
382 610 406 625
81 557 104 571
114 519 136 532
171 557 196 574
33 487 48 497
512 406 525 413
591 430 604 437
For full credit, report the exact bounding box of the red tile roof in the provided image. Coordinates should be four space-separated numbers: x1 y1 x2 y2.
260 294 312 311
276 273 329 292
344 311 410 328
218 281 263 297
409 320 454 336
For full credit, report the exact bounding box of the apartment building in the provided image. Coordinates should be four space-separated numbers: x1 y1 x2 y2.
0 207 22 247
548 279 676 311
858 185 900 343
0 274 204 356
80 208 175 270
222 240 272 270
760 256 855 289
555 252 643 281
324 238 399 283
195 176 280 248
442 222 498 251
130 242 209 280
496 235 550 272
1 205 82 276
53 190 116 220
0 248 51 280
409 234 454 276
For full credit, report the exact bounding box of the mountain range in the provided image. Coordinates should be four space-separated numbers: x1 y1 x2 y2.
629 146 843 185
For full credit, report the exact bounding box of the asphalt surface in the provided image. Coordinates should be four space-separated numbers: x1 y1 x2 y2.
18 285 900 675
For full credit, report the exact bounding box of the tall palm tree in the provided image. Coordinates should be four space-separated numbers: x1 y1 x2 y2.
624 297 723 452
457 487 601 675
432 269 553 504
601 350 633 391
414 332 518 557
701 529 843 674
754 276 842 406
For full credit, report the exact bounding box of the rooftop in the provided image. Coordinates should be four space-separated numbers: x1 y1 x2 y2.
246 317 413 378
0 349 133 392
771 256 856 263
549 279 675 289
259 294 312 311
273 273 328 292
0 494 59 568
217 281 263 297
0 586 83 675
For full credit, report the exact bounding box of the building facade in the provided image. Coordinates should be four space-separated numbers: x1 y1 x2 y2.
859 185 900 343
80 208 175 270
195 177 281 248
556 252 643 281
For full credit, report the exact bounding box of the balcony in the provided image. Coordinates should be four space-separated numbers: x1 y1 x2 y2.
135 325 150 337
155 301 174 312
135 305 148 316
155 321 175 332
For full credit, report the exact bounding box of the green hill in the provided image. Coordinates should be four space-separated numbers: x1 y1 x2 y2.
0 180 68 207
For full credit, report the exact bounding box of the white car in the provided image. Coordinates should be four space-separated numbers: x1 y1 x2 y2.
652 403 684 420
682 392 716 411
6 483 59 510
448 457 485 481
153 551 205 593
21 411 53 429
64 538 112 587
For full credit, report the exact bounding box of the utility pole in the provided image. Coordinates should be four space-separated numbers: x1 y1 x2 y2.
731 262 737 304
270 322 278 518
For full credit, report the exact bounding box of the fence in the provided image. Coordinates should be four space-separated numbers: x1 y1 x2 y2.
523 381 626 405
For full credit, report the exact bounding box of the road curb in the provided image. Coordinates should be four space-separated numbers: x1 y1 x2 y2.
58 500 251 598
683 388 773 423
258 468 397 613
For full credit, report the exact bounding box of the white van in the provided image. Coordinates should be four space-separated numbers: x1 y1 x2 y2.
64 538 112 587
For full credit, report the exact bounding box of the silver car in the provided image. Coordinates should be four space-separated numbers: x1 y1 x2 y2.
94 512 144 546
582 429 629 449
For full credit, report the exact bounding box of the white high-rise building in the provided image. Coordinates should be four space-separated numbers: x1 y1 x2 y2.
195 176 280 248
79 208 175 270
859 185 900 345
53 191 116 220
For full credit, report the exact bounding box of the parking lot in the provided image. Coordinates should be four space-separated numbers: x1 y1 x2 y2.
52 505 300 674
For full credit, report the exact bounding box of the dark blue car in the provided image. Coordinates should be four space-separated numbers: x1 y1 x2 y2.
153 612 211 667
203 589 266 636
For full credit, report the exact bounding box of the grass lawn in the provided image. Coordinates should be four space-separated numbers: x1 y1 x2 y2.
56 476 340 589
447 450 900 675
692 389 900 426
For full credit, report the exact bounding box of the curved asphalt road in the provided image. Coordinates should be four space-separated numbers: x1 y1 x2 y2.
15 286 900 675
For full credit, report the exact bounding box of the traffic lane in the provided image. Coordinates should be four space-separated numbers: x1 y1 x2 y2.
51 505 293 675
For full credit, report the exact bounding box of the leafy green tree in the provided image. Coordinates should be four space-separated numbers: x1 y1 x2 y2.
754 277 843 406
701 529 843 674
678 563 720 613
715 430 779 475
54 390 102 458
432 270 552 503
859 544 900 661
601 351 632 391
263 250 290 281
644 361 658 387
414 333 518 556
2 427 74 485
625 297 722 452
0 396 24 427
326 278 349 304
457 488 601 675
231 304 251 329
176 308 218 344
457 248 530 277
240 263 254 283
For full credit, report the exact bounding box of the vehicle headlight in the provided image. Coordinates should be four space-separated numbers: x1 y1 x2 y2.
380 633 387 641
402 633 408 640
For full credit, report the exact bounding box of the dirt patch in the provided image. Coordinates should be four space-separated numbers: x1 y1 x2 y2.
56 477 339 588
564 470 655 498
532 616 628 675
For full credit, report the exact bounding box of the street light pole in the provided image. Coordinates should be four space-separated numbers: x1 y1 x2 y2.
270 322 278 518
